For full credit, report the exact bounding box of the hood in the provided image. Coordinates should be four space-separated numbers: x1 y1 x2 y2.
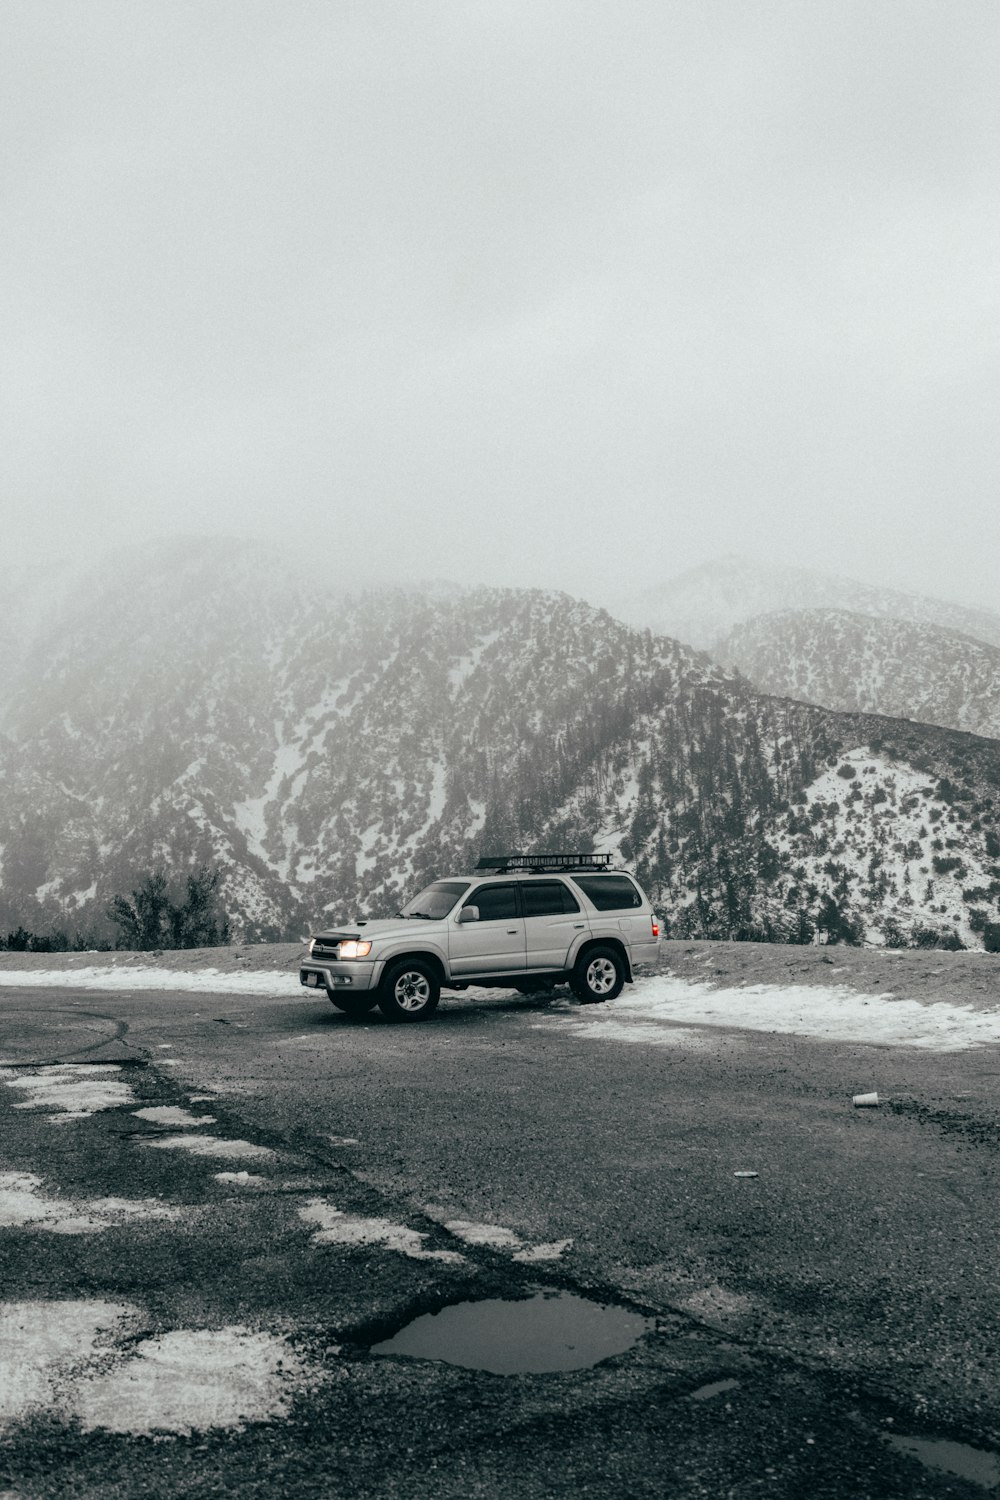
311 917 443 944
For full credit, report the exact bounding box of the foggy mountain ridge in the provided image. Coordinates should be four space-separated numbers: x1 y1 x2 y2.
3 539 1000 950
620 555 1000 653
716 609 1000 741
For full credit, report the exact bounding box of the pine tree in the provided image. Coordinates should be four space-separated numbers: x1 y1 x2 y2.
108 866 230 950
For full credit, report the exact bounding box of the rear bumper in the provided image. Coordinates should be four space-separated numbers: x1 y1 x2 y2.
628 937 661 968
299 960 382 995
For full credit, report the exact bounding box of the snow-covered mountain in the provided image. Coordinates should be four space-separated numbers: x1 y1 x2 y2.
549 699 1000 951
620 555 1000 652
3 538 1000 950
0 539 726 939
716 610 1000 740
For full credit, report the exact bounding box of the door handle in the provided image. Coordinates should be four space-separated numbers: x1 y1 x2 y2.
507 928 519 934
573 923 585 929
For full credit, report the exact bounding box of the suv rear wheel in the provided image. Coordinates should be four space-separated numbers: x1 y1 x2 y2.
571 945 625 1004
378 959 441 1022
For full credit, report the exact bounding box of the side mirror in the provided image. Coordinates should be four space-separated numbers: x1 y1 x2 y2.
458 906 479 923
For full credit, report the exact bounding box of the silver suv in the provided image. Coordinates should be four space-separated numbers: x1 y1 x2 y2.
299 853 660 1022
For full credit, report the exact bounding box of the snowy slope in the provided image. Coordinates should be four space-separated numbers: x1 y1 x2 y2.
534 694 1000 949
0 540 727 939
3 539 1000 950
716 609 1000 739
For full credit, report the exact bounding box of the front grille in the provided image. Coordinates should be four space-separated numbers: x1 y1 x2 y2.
311 942 341 959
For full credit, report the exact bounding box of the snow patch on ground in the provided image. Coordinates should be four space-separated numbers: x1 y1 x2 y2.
513 1239 574 1264
0 1301 307 1436
132 1106 217 1128
0 967 301 996
0 1173 183 1236
0 1064 136 1118
444 1220 522 1250
298 1200 465 1263
144 1134 276 1160
0 1300 130 1425
443 1219 573 1261
72 1326 306 1436
544 1021 725 1049
542 977 1000 1051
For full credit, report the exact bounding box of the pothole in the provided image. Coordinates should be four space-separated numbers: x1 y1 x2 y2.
882 1433 1000 1490
369 1290 653 1375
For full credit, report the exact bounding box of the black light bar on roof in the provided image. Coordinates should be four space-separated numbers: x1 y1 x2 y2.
474 852 615 873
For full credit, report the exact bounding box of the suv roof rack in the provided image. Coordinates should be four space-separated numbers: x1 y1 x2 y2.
474 852 616 874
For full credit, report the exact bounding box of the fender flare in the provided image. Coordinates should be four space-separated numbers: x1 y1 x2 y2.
375 947 448 985
569 935 632 983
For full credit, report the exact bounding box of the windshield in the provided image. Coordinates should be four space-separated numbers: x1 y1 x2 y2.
398 881 470 920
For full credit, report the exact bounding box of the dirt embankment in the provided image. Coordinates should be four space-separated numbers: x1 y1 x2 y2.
0 944 304 976
657 939 1000 1012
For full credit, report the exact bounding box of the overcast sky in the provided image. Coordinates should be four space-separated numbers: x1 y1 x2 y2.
3 1 999 611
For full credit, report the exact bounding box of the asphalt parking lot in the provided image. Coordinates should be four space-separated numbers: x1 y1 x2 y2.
2 959 1000 1498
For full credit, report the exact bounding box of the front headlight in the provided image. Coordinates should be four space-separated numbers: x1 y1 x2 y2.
339 940 372 960
307 937 316 955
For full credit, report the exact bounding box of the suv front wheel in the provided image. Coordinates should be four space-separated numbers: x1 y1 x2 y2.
571 945 626 1004
326 988 379 1018
378 959 441 1022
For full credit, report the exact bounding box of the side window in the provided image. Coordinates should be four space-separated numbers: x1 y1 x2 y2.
466 883 519 921
573 875 643 911
521 881 580 917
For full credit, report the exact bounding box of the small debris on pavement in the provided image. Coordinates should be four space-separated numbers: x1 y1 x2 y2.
853 1092 880 1107
733 1171 758 1178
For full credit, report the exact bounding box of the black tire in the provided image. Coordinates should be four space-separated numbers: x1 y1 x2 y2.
377 959 441 1023
571 945 626 1004
326 989 379 1017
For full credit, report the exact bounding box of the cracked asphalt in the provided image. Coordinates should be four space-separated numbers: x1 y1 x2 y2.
2 971 999 1499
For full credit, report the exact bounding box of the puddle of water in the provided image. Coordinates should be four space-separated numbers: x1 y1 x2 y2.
370 1290 652 1375
884 1433 1000 1490
689 1378 740 1402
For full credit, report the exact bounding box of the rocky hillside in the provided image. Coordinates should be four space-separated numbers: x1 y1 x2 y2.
544 695 1000 950
716 610 1000 740
620 555 1000 653
0 539 728 940
3 539 1000 950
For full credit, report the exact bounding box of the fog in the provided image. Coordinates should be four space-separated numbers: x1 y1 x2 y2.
3 1 999 612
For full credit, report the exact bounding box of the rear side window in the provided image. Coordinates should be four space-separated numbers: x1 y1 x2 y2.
573 875 643 911
520 880 580 917
466 883 519 921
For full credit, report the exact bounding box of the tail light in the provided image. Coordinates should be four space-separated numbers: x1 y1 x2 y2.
651 915 660 938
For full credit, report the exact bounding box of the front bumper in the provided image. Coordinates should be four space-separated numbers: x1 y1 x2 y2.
299 959 382 994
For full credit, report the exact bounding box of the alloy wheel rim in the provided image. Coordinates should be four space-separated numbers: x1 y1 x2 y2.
587 957 617 994
395 972 431 1010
